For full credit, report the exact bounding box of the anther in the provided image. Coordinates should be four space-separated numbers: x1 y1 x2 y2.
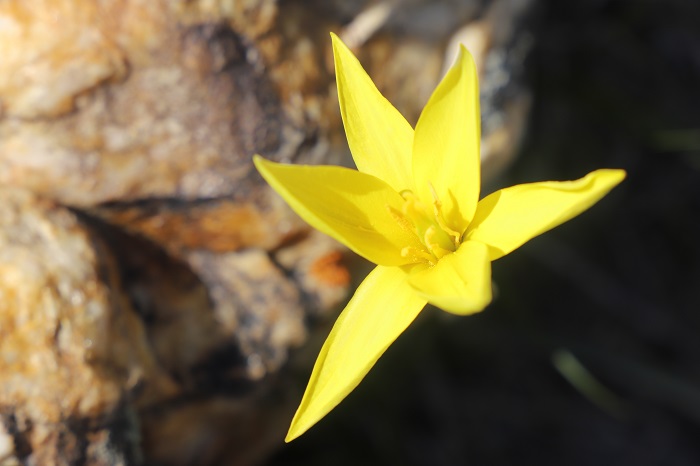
428 182 462 247
401 246 436 266
386 205 415 235
400 190 422 219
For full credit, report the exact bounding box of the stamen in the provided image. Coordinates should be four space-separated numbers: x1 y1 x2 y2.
428 182 462 247
389 187 463 265
399 190 423 220
386 205 415 235
401 246 436 266
424 226 453 260
400 189 417 200
399 190 434 238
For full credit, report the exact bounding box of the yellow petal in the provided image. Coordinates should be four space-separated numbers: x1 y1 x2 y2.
286 265 427 441
467 169 626 260
407 240 492 315
331 33 415 192
412 45 481 234
254 155 423 266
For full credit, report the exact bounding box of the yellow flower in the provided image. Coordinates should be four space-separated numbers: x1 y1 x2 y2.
254 33 625 442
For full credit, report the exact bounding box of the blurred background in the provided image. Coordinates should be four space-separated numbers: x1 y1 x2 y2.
270 0 700 464
1 0 699 465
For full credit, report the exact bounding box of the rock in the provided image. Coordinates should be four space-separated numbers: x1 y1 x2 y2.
0 187 169 465
0 187 350 465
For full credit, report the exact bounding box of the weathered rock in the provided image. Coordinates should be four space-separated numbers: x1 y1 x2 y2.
0 187 350 465
0 0 283 205
0 188 173 465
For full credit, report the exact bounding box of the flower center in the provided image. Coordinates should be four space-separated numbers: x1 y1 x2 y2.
388 184 462 266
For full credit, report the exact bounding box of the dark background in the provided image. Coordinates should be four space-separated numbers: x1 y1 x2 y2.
270 0 700 464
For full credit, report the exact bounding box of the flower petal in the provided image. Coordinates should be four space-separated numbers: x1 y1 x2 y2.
407 240 492 315
331 33 415 192
467 169 626 260
286 265 427 442
412 45 481 234
254 155 423 266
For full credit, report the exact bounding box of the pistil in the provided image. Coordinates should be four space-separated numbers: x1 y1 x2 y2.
428 183 462 248
388 186 461 265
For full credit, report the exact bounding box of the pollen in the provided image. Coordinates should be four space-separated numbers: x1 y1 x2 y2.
389 185 461 265
401 246 437 266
